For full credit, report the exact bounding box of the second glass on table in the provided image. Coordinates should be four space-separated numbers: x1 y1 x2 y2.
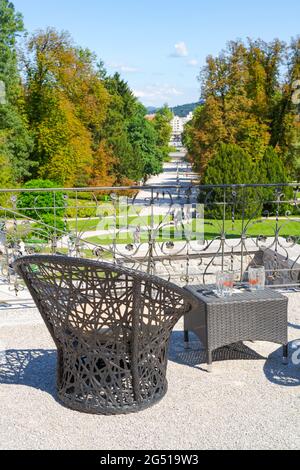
248 266 265 290
216 271 235 297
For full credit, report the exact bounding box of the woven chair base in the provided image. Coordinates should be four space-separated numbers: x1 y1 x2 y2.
57 384 168 415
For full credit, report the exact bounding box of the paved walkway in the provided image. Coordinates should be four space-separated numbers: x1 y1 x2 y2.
136 151 198 208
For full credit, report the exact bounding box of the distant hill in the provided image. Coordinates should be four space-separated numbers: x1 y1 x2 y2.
145 106 157 114
170 102 201 117
146 102 202 117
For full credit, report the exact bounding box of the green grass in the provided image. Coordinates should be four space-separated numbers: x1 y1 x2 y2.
85 234 149 245
202 218 300 239
7 216 300 247
34 246 113 259
68 215 172 232
83 218 300 245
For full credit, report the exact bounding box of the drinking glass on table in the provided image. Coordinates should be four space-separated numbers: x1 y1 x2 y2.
248 266 265 290
216 271 234 297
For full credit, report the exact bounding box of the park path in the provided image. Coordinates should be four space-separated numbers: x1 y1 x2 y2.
74 151 199 238
136 150 198 209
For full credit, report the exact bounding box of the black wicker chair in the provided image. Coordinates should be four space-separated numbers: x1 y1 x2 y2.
14 255 194 415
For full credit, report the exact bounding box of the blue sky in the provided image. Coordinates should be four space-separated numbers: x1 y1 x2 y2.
13 0 300 107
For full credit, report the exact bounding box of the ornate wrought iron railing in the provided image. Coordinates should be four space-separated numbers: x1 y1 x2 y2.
0 182 300 296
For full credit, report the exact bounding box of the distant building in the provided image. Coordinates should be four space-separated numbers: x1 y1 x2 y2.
170 112 193 147
183 111 194 124
171 115 184 134
145 114 156 121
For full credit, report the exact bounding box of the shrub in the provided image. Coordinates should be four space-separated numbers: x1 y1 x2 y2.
259 147 294 216
199 144 262 219
17 179 66 238
17 179 65 217
32 214 67 240
64 193 110 218
65 198 97 218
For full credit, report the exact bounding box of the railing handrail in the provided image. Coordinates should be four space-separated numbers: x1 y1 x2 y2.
0 181 299 293
0 181 299 193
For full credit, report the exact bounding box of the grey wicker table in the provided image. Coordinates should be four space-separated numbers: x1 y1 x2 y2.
183 285 288 371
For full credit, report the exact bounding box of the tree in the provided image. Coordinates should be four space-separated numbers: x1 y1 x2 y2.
260 147 288 186
127 103 163 180
259 146 292 214
199 144 292 219
0 0 24 102
0 0 33 183
101 74 164 183
152 105 173 161
23 34 166 187
23 29 111 186
0 130 14 206
1 12 175 190
270 37 300 177
200 144 261 218
89 140 117 187
112 134 141 182
185 39 295 176
33 92 94 186
17 178 65 218
0 104 34 181
0 135 12 179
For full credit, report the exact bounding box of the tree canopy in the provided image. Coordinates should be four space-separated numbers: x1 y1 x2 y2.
184 38 300 180
0 4 173 189
0 0 33 184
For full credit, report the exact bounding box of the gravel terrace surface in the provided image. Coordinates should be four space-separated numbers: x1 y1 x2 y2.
0 293 299 450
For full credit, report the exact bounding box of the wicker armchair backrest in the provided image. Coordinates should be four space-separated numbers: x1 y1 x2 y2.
13 255 193 414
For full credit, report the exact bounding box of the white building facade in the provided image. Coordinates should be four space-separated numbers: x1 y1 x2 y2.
170 112 193 148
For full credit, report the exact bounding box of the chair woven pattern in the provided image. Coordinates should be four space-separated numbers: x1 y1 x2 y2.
14 255 192 414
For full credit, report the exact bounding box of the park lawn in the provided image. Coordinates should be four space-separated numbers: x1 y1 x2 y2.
68 214 172 231
68 218 103 231
35 246 113 259
84 232 157 246
202 218 300 239
83 218 300 245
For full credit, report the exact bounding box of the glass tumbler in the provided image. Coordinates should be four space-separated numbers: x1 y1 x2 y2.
248 266 265 290
216 271 234 297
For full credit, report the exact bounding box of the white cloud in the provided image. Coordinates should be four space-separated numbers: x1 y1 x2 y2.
170 42 188 58
133 84 184 104
120 65 139 73
108 62 139 73
187 59 199 67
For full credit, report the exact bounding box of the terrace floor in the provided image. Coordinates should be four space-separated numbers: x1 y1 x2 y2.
0 293 299 450
0 153 299 449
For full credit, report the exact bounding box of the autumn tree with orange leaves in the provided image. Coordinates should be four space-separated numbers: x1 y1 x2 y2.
18 28 168 188
184 38 300 180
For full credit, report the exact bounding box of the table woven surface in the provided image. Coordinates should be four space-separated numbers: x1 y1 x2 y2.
184 284 287 305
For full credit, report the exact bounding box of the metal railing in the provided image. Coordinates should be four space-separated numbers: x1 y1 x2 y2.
0 182 300 294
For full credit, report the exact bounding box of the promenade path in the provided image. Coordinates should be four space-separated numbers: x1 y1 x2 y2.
136 150 198 209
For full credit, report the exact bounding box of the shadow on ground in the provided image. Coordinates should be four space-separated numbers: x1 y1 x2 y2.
169 331 300 386
0 332 299 401
0 349 57 397
288 322 300 331
168 331 265 373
